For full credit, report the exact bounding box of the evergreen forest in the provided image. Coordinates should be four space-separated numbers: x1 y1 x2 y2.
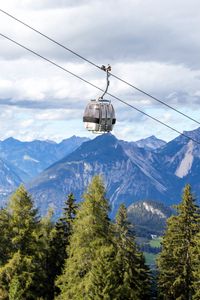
0 176 199 299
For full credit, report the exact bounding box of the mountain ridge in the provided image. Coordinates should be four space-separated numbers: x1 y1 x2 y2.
27 133 178 217
0 136 89 181
0 128 200 219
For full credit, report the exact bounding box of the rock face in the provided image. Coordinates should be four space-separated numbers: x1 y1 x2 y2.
0 158 22 204
134 135 166 150
28 134 130 216
155 127 200 199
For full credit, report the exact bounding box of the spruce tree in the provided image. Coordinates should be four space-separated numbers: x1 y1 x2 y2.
54 193 77 266
87 244 119 300
157 184 200 300
8 185 38 256
0 185 41 299
0 208 12 265
33 208 55 299
0 251 35 300
192 231 200 299
114 204 151 300
56 176 118 299
47 193 78 299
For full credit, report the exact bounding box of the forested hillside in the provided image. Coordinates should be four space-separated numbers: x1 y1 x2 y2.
0 177 199 299
127 200 173 236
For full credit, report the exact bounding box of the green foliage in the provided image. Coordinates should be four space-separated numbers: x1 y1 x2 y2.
191 232 200 299
0 209 13 265
9 275 22 300
56 176 117 299
114 204 151 300
56 178 151 300
53 193 78 260
0 251 35 300
33 209 55 299
8 185 38 256
47 193 78 299
5 179 199 299
0 185 53 300
144 252 157 267
149 237 162 248
87 244 119 300
157 184 200 300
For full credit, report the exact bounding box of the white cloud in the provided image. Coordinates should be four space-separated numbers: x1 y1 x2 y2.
0 0 200 142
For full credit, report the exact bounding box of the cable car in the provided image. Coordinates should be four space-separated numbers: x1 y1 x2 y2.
83 65 116 133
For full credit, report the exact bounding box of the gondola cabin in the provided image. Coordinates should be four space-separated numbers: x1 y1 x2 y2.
83 64 116 133
83 99 116 133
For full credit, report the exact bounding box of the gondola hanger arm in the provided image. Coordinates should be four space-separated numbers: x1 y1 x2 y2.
99 65 111 101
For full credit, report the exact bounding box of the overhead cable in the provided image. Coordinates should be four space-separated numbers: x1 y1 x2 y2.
0 32 199 145
0 8 200 126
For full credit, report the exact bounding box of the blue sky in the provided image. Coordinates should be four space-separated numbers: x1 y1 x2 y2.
0 0 200 142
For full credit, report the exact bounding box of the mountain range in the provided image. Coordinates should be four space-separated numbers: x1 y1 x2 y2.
0 128 200 218
0 135 89 180
0 136 89 202
29 127 200 217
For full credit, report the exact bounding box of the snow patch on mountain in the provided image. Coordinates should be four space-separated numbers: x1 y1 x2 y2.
175 141 194 178
84 162 92 172
6 177 14 185
142 202 166 218
23 155 40 163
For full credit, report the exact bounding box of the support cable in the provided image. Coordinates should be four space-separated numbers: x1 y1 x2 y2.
0 8 200 125
0 32 199 145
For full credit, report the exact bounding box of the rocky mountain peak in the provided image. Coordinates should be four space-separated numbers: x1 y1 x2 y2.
135 135 166 150
2 137 21 145
183 127 200 139
60 133 124 164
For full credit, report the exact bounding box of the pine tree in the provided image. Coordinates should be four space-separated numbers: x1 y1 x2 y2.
114 204 151 300
56 176 118 299
157 184 200 300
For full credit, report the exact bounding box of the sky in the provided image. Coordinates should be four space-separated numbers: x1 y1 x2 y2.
0 0 200 142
